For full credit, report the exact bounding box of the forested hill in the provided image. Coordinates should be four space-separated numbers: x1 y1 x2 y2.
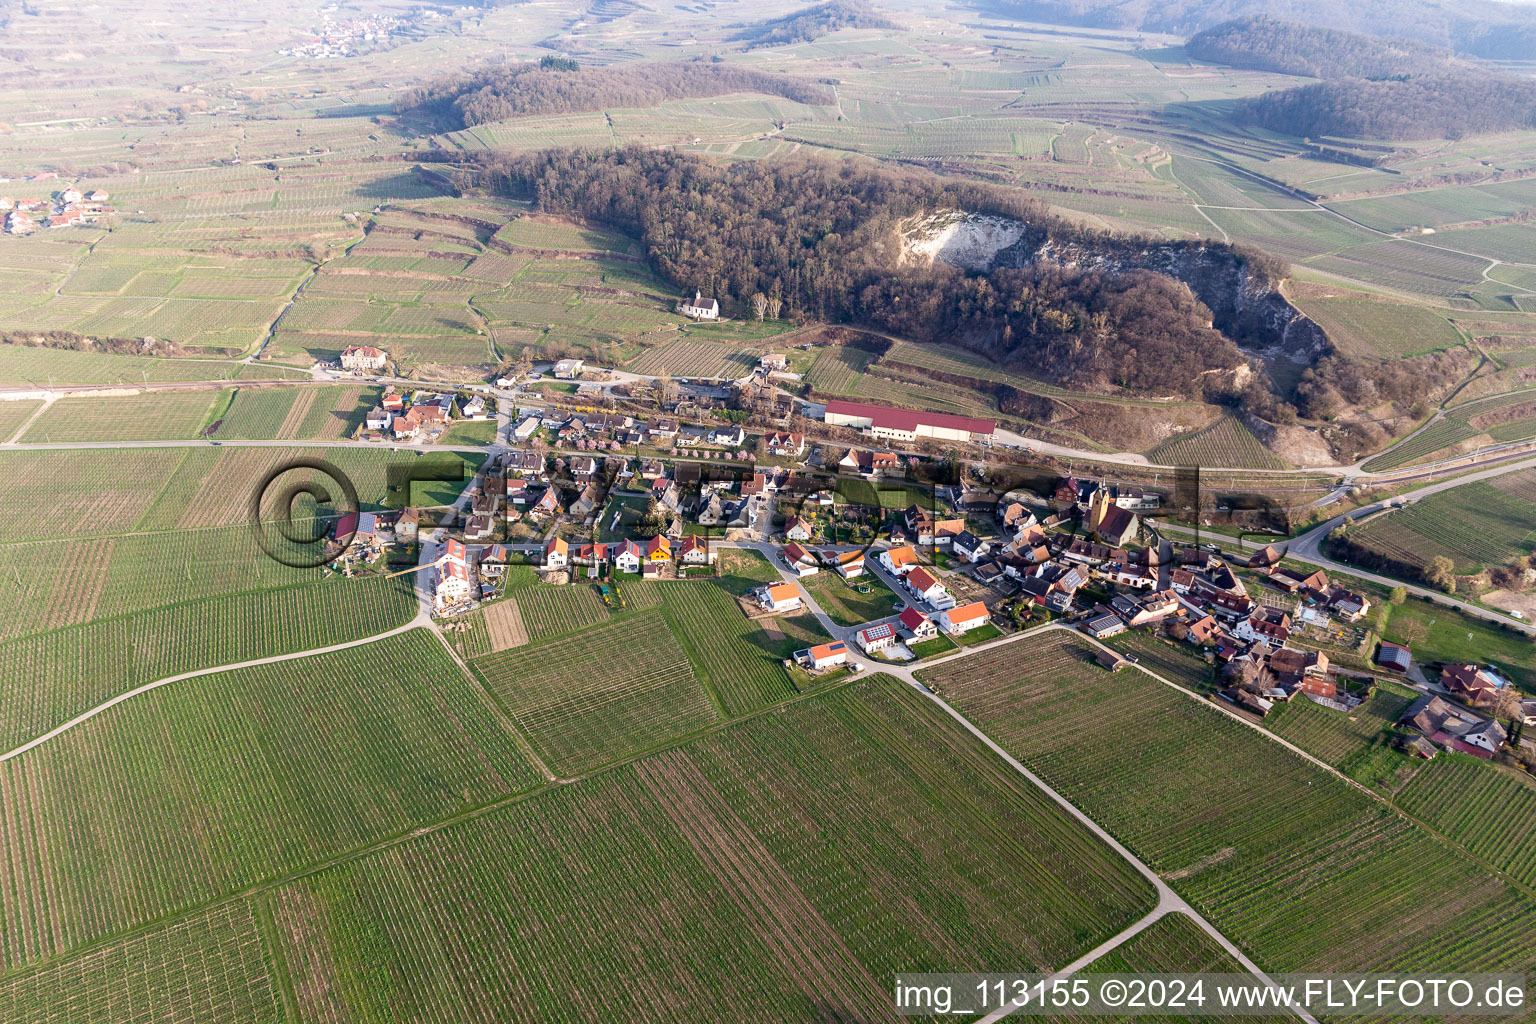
733 0 899 48
1186 16 1453 78
395 60 833 130
975 0 1536 59
455 147 1273 405
1237 74 1536 140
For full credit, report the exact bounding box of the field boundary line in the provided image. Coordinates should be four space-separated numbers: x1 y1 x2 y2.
428 625 558 782
901 627 1318 1024
4 395 54 444
1070 628 1536 905
0 617 426 763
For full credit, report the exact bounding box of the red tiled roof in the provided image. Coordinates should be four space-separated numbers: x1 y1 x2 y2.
767 582 800 602
947 601 988 624
899 606 932 631
824 399 994 435
906 566 942 592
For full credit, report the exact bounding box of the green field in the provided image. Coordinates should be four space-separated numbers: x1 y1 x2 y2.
0 628 538 970
1294 297 1465 360
471 609 718 775
800 569 897 627
919 632 1536 977
1347 478 1536 573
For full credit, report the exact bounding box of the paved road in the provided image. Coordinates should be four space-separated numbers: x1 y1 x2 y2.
1163 451 1536 638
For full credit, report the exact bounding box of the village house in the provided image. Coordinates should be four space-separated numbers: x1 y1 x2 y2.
364 406 390 431
759 352 789 373
797 641 848 671
543 535 569 569
839 448 901 477
528 487 560 519
759 582 803 613
464 515 494 541
678 534 713 565
340 345 388 372
938 601 989 635
781 541 819 576
856 621 899 654
902 565 955 610
679 290 720 320
709 423 746 447
645 535 671 562
899 606 938 642
1377 642 1413 673
553 358 585 379
784 517 812 542
763 431 805 457
1084 606 1127 639
382 390 405 413
1109 562 1157 590
569 482 604 519
612 539 644 574
1184 614 1220 646
1267 565 1329 594
1400 695 1507 758
833 551 865 578
1234 608 1291 648
881 545 918 575
951 531 989 563
1441 664 1501 704
1124 589 1181 627
1000 502 1036 532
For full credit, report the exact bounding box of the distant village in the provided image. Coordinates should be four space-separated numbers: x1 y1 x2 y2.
2 184 114 235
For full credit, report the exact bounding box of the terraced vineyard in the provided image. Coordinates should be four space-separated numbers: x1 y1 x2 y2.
1395 757 1536 888
472 609 717 774
0 628 538 970
1147 418 1287 469
919 632 1536 978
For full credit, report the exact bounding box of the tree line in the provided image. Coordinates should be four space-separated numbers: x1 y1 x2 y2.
1187 15 1452 79
454 146 1279 403
1236 73 1536 140
732 0 899 49
395 60 834 130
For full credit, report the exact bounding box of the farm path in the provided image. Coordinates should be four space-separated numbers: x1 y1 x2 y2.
886 620 1319 1024
0 614 430 764
5 395 54 443
1067 625 1536 905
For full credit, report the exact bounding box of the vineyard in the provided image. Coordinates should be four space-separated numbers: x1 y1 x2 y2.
509 582 612 641
0 448 190 540
624 338 757 379
0 573 418 752
252 677 1152 1024
1395 757 1536 888
0 628 539 971
1347 481 1536 572
21 391 218 442
1264 684 1418 779
472 609 716 775
918 632 1536 979
0 901 280 1024
658 581 802 716
1146 418 1287 469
